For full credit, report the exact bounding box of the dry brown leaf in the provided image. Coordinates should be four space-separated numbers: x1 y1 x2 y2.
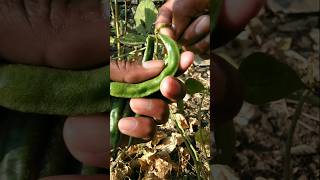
174 113 189 129
153 158 173 178
151 131 168 146
126 144 140 156
178 147 191 170
138 151 175 179
155 132 183 153
189 117 199 133
111 161 132 180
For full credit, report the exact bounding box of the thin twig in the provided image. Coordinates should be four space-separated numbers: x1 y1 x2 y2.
298 121 318 134
283 90 310 180
196 95 209 159
154 32 159 59
109 0 115 21
114 0 121 60
302 112 320 122
124 0 128 35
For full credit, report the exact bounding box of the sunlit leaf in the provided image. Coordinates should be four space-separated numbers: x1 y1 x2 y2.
119 33 146 46
110 36 115 45
134 0 158 35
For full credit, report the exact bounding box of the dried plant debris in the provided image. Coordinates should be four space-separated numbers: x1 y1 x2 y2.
215 3 319 179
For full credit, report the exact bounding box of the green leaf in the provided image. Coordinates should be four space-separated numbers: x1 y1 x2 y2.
177 99 184 114
185 78 205 95
239 52 305 104
110 36 115 45
119 33 146 46
134 0 158 35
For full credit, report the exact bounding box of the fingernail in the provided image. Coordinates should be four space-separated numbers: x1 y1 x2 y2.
160 76 184 101
195 16 210 35
171 23 176 31
118 118 137 132
142 60 164 69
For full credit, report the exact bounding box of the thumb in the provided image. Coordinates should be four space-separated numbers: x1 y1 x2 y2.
110 60 164 83
155 0 175 39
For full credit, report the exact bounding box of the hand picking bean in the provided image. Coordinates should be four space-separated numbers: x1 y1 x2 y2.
110 35 157 148
110 34 180 98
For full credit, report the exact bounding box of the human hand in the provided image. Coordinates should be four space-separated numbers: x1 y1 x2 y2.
110 51 194 139
0 0 108 69
155 0 210 57
155 0 264 125
155 0 266 56
213 0 266 48
41 52 194 180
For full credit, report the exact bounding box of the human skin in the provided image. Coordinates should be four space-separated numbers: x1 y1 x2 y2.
0 0 192 179
156 0 265 53
156 0 266 125
155 0 265 168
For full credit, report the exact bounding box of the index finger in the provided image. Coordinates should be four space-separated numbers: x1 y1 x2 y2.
155 0 175 39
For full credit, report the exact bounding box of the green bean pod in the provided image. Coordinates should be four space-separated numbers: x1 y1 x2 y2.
110 34 180 98
110 35 155 150
110 98 125 148
0 111 53 180
0 64 110 115
142 36 155 62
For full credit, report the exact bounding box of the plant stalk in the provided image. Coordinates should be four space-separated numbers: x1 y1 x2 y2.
114 0 121 60
170 109 202 180
283 89 310 180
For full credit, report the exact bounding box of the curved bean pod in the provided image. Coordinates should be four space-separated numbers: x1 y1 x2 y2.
110 34 180 98
0 64 110 115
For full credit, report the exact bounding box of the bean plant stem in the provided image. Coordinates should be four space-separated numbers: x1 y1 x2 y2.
114 0 121 60
170 109 202 180
283 89 310 180
197 94 210 159
124 0 128 35
154 34 159 59
111 47 146 60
